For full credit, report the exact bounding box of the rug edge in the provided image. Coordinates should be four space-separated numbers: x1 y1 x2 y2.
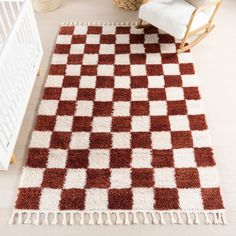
9 209 227 225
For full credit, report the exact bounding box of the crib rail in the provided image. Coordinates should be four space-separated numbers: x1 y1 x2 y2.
0 0 43 170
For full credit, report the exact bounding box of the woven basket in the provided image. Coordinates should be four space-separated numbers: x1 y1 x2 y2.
32 0 62 13
113 0 143 11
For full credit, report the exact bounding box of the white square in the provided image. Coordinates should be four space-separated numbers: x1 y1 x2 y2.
39 188 61 211
192 130 211 148
38 100 58 115
146 53 162 64
115 54 130 64
131 88 148 101
60 88 77 101
47 149 68 168
113 102 130 116
178 189 203 210
178 52 193 63
130 44 145 53
110 168 131 188
51 54 68 64
131 65 146 76
163 64 180 75
80 76 96 88
132 116 150 132
19 167 44 187
30 131 52 148
169 115 190 131
102 26 116 34
92 117 112 132
95 88 113 101
116 34 129 44
114 76 130 88
186 100 204 115
112 132 131 148
45 75 63 88
173 148 196 168
132 149 152 168
160 43 176 53
89 149 110 169
86 34 100 44
70 132 90 149
66 65 81 76
166 87 184 101
133 188 154 210
182 75 198 87
154 168 176 187
64 169 86 189
82 54 98 65
149 101 167 116
75 101 93 116
56 35 72 44
198 167 219 188
99 44 115 54
148 76 164 88
70 44 85 54
74 26 88 34
97 65 114 76
85 189 108 210
55 116 73 132
151 132 172 149
145 34 158 44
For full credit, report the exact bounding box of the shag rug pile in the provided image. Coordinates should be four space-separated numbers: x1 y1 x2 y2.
11 23 225 225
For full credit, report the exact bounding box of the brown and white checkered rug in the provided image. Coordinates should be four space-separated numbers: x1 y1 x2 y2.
10 23 226 225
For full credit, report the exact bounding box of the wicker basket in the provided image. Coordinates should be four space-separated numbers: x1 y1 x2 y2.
32 0 62 12
113 0 143 11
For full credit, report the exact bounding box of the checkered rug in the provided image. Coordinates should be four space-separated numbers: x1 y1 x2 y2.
11 23 226 225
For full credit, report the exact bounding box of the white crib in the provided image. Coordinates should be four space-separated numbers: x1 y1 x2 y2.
0 0 43 170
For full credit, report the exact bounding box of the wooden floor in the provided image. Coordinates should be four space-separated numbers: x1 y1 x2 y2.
1 0 236 235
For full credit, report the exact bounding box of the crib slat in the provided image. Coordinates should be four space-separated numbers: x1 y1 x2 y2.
8 1 16 20
0 15 8 37
16 0 20 11
1 1 12 28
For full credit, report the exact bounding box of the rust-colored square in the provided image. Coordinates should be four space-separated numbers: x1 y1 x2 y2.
90 133 112 149
152 149 174 168
35 115 56 131
110 149 132 168
131 168 154 187
86 169 110 188
15 188 41 209
131 132 151 148
93 101 113 116
131 101 149 115
108 189 133 209
175 168 200 188
60 189 85 210
154 188 179 210
201 188 224 210
171 131 193 148
42 168 66 189
66 150 89 168
50 132 71 149
112 117 131 132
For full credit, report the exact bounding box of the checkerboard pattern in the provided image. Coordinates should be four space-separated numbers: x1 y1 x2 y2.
15 25 224 215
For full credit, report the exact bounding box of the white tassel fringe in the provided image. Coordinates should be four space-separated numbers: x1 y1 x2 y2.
8 210 227 226
60 21 138 27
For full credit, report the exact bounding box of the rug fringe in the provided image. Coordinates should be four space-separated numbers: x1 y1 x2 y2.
60 21 138 27
8 210 227 225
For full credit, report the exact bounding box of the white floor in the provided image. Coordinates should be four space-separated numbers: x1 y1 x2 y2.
1 0 236 235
